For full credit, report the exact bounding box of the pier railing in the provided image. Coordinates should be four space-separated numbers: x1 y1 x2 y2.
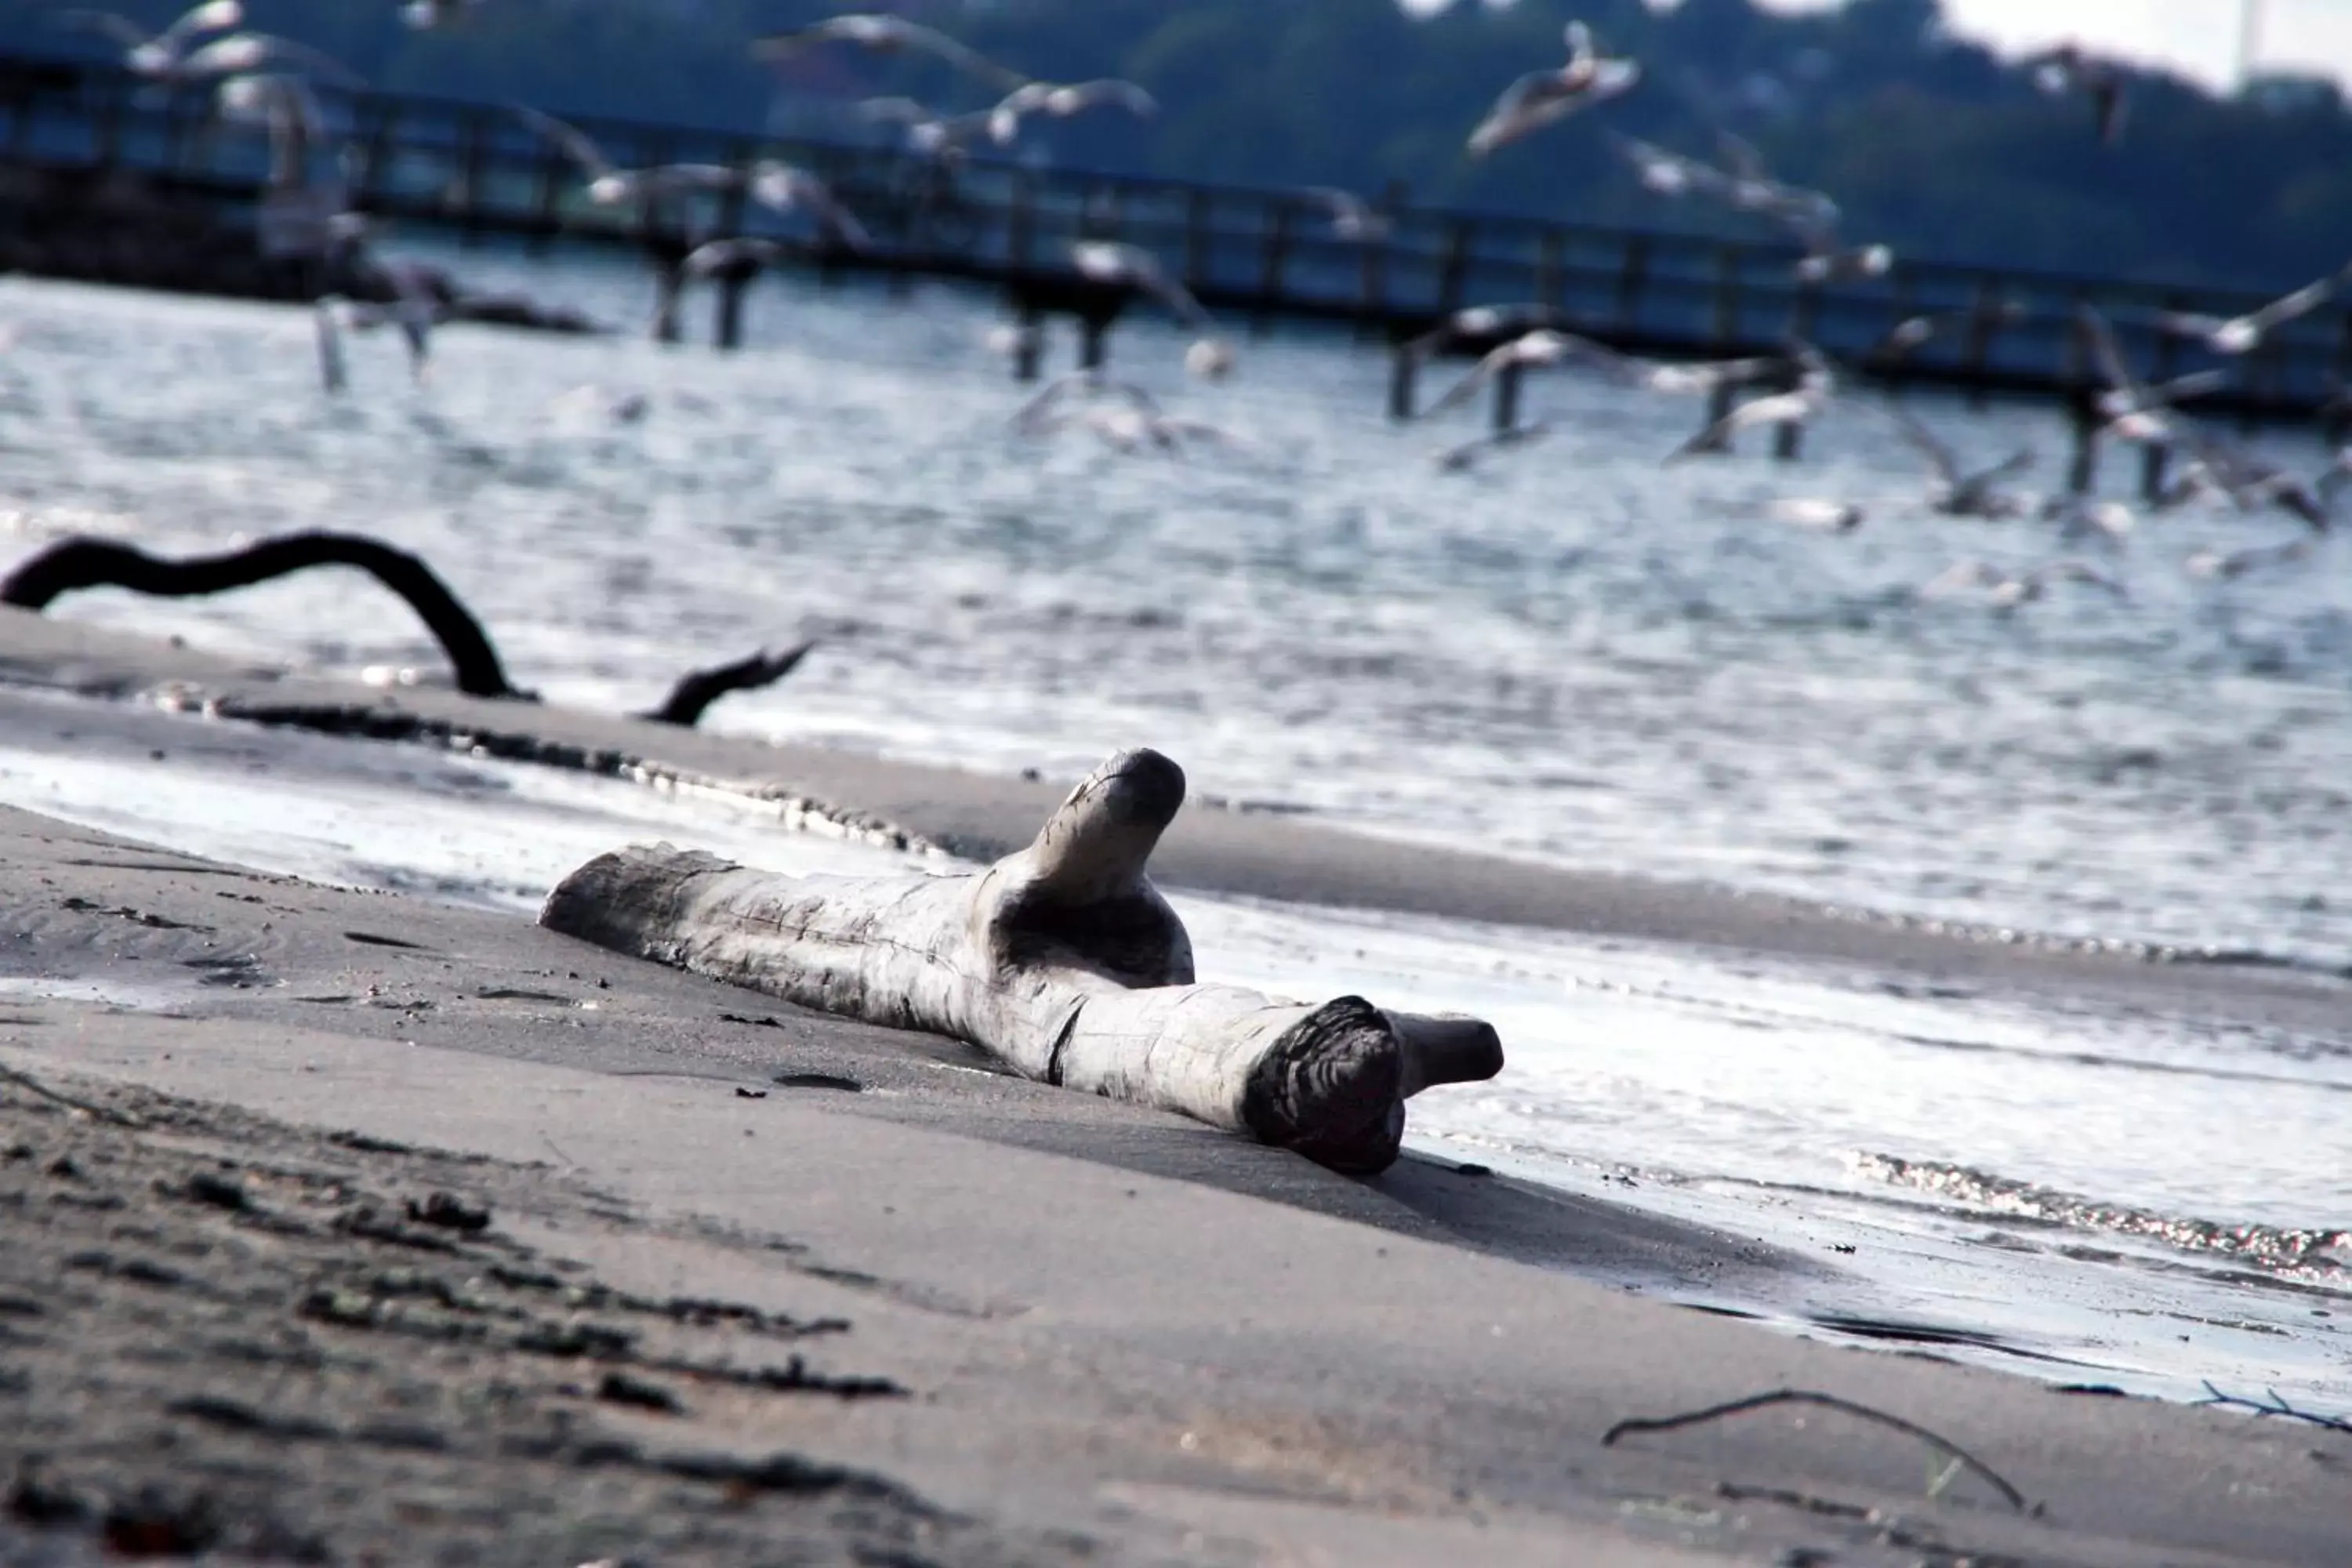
1 50 2342 432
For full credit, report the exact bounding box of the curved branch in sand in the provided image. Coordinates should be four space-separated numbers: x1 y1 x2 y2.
0 532 528 700
638 641 815 728
541 748 1504 1174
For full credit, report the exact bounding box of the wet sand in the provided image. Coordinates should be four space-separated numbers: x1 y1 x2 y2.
2 615 2350 1562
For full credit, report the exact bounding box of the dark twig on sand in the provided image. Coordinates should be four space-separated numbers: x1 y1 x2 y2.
639 641 817 728
1602 1388 2031 1513
2195 1381 2352 1434
1 532 528 701
0 1062 144 1128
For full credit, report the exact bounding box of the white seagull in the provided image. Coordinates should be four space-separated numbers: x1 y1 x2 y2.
1919 557 2127 609
649 237 786 339
751 14 1026 92
988 79 1158 146
1435 421 1555 473
1069 241 1232 376
1421 328 1613 419
1025 403 1254 461
749 161 872 249
2184 538 2314 580
1581 342 1784 397
1011 370 1162 434
1886 401 2034 517
1664 344 1835 463
2041 495 2136 544
1405 303 1571 360
856 96 993 161
53 1 241 78
1467 22 1639 158
1766 497 1865 533
511 106 744 207
2156 266 2350 357
1709 132 1841 235
2079 306 2220 445
1609 132 1726 199
212 71 325 189
1296 187 1390 241
169 31 363 89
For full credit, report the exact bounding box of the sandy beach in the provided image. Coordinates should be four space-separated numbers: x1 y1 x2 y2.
2 608 2349 1564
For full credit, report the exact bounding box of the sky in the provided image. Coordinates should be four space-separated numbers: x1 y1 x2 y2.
1836 0 2352 89
1400 1 2352 90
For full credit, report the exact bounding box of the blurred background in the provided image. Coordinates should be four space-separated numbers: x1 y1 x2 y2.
6 0 2352 287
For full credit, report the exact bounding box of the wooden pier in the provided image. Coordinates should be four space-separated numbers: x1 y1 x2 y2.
2 49 2343 481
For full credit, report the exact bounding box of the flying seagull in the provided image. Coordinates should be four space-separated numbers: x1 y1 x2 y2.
2078 306 2220 445
166 31 363 89
856 96 993 161
1609 132 1726 199
1861 303 2025 365
1919 557 2127 609
988 78 1157 146
53 0 241 77
751 14 1026 92
1025 403 1255 461
1296 187 1390 241
1069 241 1232 376
212 71 326 189
2041 495 2137 544
1708 132 1841 236
1435 421 1555 474
748 161 872 249
511 105 744 206
649 237 786 339
2156 266 2350 356
1011 370 1162 435
1405 303 1572 361
1583 343 1786 398
1467 21 1639 158
2184 538 2314 580
1766 497 1865 533
1421 328 1613 419
1885 401 2034 518
1665 343 1835 463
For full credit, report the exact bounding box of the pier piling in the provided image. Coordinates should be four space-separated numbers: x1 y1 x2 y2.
2067 401 2101 495
1492 359 1523 434
1388 346 1417 423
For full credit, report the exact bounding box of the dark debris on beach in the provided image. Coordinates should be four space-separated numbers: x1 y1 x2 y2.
0 1072 1076 1567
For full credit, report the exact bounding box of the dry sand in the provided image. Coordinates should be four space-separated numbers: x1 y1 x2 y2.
2 608 2349 1563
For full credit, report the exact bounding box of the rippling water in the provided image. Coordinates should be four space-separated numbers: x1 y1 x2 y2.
5 255 2349 968
2 255 2348 1403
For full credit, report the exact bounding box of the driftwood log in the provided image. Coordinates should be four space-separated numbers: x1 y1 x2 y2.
1 532 526 699
2 531 808 725
541 748 1503 1173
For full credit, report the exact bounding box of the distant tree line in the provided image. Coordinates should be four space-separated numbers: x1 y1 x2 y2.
6 0 2349 289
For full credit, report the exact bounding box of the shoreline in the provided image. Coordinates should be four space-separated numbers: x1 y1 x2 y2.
5 606 2346 1040
2 801 2349 1563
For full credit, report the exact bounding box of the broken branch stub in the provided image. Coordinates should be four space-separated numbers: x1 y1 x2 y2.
540 749 1503 1173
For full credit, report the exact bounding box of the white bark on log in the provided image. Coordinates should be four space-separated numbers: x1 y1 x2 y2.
540 748 1503 1173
